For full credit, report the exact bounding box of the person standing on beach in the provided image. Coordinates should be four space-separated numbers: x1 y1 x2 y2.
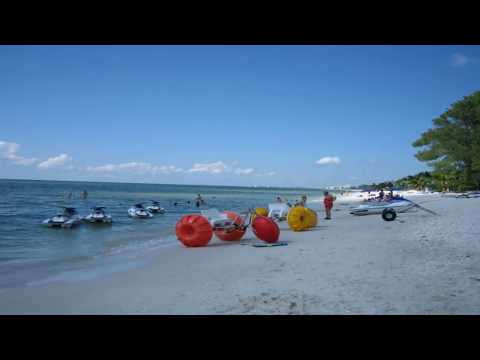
299 195 307 207
323 191 335 220
379 189 385 201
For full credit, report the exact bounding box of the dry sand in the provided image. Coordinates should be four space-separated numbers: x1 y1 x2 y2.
1 195 480 314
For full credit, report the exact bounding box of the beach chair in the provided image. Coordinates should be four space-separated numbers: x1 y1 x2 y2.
201 208 253 232
268 203 290 221
201 208 233 229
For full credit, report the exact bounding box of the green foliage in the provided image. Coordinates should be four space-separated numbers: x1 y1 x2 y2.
412 91 480 190
356 170 463 192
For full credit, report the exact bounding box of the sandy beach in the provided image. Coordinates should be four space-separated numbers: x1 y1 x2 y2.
1 194 479 314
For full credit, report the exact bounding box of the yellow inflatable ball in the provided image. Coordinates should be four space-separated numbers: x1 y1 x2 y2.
305 208 318 228
287 206 311 231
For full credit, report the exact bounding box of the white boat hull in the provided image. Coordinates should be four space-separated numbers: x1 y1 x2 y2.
350 200 415 216
128 208 153 218
146 205 165 214
84 214 113 223
42 215 81 228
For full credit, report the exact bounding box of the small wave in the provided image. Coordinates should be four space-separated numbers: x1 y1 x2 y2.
100 234 178 257
27 258 148 286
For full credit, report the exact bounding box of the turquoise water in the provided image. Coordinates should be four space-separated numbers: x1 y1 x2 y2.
0 179 328 287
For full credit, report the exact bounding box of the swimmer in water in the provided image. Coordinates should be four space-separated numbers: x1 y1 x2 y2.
196 194 204 207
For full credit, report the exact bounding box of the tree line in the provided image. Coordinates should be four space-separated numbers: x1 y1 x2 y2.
354 90 480 192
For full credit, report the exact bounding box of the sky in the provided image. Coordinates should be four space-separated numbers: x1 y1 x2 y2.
1 45 480 188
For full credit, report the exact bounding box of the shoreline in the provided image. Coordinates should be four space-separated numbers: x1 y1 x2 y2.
0 189 423 288
1 194 479 314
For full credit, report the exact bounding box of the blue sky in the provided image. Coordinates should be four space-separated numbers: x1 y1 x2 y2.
1 45 479 187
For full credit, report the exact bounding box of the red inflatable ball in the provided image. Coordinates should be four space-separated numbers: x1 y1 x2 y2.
252 215 280 243
214 211 246 241
176 215 213 247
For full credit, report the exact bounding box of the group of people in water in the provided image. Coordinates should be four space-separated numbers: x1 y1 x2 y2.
63 189 339 219
64 190 88 200
172 194 208 207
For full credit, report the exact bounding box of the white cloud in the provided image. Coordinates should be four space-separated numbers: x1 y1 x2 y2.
37 154 72 169
234 168 254 175
187 161 228 174
85 162 183 175
316 156 341 165
451 53 476 67
187 161 260 176
0 141 38 166
255 171 276 177
0 141 261 180
85 160 258 177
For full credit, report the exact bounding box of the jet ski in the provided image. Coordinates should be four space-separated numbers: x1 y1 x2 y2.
145 200 165 214
350 199 415 216
455 191 480 198
128 203 153 218
467 191 480 198
83 207 113 224
42 207 82 228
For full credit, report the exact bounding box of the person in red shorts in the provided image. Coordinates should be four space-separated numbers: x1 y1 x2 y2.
323 191 335 220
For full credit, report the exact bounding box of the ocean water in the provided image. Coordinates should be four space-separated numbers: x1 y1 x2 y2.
0 179 328 287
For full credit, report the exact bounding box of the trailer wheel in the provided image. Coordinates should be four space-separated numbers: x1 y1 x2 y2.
382 208 397 221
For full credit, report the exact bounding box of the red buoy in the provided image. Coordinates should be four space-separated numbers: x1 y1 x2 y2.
176 215 213 247
214 211 246 241
252 215 280 243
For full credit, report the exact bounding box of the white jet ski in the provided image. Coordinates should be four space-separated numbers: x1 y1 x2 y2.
83 207 112 224
145 200 165 214
350 198 415 216
454 191 480 198
128 203 153 218
42 207 82 228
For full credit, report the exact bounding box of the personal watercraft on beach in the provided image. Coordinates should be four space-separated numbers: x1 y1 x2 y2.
145 201 165 214
128 203 153 218
83 207 112 224
42 207 82 228
350 199 415 216
452 191 480 198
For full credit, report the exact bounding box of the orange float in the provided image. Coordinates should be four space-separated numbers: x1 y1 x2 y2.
214 211 246 241
176 215 213 247
252 215 280 243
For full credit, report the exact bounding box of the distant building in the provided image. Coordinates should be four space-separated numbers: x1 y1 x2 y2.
325 184 352 190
